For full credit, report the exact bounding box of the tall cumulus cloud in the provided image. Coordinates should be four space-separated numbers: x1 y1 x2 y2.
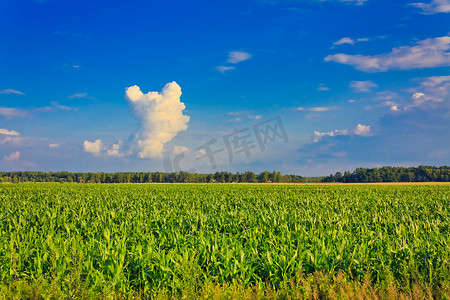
83 81 189 159
125 81 190 158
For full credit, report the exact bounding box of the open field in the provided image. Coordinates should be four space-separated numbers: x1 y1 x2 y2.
1 184 449 299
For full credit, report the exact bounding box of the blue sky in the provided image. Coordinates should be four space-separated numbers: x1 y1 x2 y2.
1 0 449 175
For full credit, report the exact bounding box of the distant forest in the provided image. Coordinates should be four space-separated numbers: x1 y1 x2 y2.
322 165 450 183
1 166 449 183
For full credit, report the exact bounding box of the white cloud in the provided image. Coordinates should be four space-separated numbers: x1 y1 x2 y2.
265 0 367 6
406 92 439 109
49 143 60 148
365 76 450 111
410 0 450 14
4 151 20 162
413 92 426 99
68 92 96 100
126 82 190 159
216 66 236 73
350 80 379 92
312 123 372 142
297 106 336 112
333 37 369 46
84 139 124 157
226 51 251 64
0 129 20 136
421 75 450 87
0 89 25 95
333 37 354 45
325 36 450 72
217 51 251 73
173 145 189 154
0 107 28 119
340 0 367 5
312 129 348 142
0 137 25 146
227 111 251 116
348 99 356 103
68 92 87 99
226 110 261 121
405 75 450 109
352 124 372 136
83 139 104 156
106 141 124 157
318 84 330 91
51 101 73 111
0 102 75 119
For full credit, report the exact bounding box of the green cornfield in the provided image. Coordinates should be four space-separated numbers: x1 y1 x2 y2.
0 184 449 299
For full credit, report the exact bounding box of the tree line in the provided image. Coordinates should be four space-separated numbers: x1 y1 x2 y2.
1 166 448 184
322 166 450 183
0 171 307 184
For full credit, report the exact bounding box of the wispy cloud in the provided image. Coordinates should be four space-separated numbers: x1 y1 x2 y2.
263 0 368 6
226 51 252 64
49 143 60 148
34 102 76 113
3 151 20 162
0 89 25 95
405 75 450 109
68 92 87 99
410 0 450 14
227 111 251 116
1 102 76 119
50 102 74 111
217 51 251 73
0 107 29 119
216 66 236 73
318 84 330 91
226 111 262 122
248 114 262 120
68 92 96 100
350 80 378 92
228 117 243 122
339 0 367 5
325 36 450 72
333 37 369 46
368 76 450 111
0 136 27 146
376 91 399 101
299 75 450 167
297 106 337 112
